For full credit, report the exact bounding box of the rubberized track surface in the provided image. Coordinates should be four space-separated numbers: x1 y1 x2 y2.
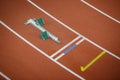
0 0 120 80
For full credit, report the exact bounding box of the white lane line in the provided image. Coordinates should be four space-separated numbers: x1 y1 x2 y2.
51 36 81 58
54 53 65 61
27 0 80 36
0 21 49 58
84 36 120 60
76 38 85 45
27 0 120 60
0 72 11 80
81 0 120 24
0 21 85 80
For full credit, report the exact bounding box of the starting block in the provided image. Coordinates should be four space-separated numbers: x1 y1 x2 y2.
37 18 45 26
41 31 49 40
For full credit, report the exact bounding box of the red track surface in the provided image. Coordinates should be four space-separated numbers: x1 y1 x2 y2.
0 0 120 80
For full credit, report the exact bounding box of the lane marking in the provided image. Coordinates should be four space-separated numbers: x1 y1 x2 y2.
76 38 85 45
0 21 85 80
55 38 85 61
85 37 120 60
81 0 120 24
80 51 106 72
55 53 65 61
27 0 120 60
51 36 81 58
27 0 80 36
0 72 11 80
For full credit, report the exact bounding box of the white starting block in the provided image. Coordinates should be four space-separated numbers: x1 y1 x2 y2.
25 18 60 43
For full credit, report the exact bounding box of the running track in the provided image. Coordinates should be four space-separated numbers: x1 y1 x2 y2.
0 0 120 80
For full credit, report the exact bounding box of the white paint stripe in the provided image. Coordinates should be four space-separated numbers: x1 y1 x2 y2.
0 21 85 80
27 0 120 60
51 36 81 58
84 37 120 60
54 60 85 80
0 72 11 80
0 21 50 58
81 0 120 24
27 0 81 35
54 53 65 61
76 38 85 45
